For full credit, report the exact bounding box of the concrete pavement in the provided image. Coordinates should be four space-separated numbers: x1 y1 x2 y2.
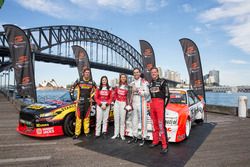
1 93 250 167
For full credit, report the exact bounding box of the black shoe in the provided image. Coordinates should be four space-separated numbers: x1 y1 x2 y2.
134 138 138 143
139 140 145 147
149 143 159 148
127 137 136 144
102 133 108 139
72 135 79 140
160 147 168 154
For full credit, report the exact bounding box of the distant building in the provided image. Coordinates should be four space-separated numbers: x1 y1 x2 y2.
164 69 181 82
110 78 119 87
157 67 163 78
204 70 220 86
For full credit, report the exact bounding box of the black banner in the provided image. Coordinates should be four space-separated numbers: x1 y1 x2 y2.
3 24 37 101
179 38 206 101
139 40 156 82
72 45 92 80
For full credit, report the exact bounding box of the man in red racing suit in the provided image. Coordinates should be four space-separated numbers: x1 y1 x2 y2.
148 67 170 154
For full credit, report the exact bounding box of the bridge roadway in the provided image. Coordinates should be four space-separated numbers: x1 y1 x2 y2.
0 93 250 167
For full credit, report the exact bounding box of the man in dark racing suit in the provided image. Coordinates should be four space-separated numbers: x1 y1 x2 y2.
71 68 96 139
148 67 170 154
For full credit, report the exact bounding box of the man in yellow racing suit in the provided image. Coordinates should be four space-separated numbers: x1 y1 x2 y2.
71 68 96 139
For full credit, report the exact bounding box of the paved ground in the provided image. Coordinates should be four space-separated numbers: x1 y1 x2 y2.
0 93 250 167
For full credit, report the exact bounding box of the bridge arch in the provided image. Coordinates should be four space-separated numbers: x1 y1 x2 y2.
0 25 143 73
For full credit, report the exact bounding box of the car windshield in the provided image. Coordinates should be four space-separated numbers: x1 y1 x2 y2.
58 92 73 102
169 91 187 104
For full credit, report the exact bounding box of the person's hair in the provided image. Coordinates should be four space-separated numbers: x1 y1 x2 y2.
150 67 158 72
99 76 110 90
82 67 91 75
133 68 141 73
119 73 127 86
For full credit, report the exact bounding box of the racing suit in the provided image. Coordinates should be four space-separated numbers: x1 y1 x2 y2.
94 86 113 136
113 84 129 138
149 78 170 149
72 79 96 136
130 78 150 139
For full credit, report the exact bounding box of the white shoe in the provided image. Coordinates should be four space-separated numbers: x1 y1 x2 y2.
121 136 125 140
111 135 117 139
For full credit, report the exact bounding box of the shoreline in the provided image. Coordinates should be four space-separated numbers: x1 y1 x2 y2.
36 87 66 91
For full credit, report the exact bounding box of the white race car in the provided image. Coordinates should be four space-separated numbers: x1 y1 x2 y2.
125 88 205 142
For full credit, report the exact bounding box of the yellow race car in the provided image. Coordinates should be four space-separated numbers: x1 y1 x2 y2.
17 92 114 137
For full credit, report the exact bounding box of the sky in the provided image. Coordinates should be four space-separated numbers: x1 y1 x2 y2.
1 0 250 87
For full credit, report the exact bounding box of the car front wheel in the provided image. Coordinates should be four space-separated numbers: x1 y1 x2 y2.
63 113 75 136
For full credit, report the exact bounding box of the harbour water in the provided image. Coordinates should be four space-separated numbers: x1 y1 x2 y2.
206 92 250 109
37 90 250 109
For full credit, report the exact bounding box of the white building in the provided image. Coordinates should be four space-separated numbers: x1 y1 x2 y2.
164 69 181 82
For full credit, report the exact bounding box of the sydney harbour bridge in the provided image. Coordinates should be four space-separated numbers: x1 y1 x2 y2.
0 25 178 93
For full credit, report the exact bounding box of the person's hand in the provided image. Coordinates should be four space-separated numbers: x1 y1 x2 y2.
138 89 144 96
101 105 106 110
132 86 138 92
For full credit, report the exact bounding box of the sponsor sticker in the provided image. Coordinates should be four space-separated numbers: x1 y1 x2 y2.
143 48 152 57
165 118 178 126
42 127 54 134
36 123 49 128
36 128 42 135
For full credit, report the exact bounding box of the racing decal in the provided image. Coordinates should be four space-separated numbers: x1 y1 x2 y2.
52 104 76 120
36 127 55 135
90 105 96 116
36 128 42 135
27 104 57 110
27 104 44 110
177 134 185 140
60 104 75 112
20 119 33 126
36 123 49 128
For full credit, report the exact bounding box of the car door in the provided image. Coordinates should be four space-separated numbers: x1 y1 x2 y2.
187 90 198 122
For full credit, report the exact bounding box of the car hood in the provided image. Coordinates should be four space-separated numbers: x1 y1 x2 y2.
22 100 71 115
166 103 188 114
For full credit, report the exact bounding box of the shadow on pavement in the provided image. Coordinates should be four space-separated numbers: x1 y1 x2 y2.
75 122 216 167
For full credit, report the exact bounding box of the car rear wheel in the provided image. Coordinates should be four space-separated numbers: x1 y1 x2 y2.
185 119 191 138
63 113 75 136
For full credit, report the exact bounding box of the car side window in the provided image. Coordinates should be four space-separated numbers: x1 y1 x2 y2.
187 91 195 106
190 91 199 103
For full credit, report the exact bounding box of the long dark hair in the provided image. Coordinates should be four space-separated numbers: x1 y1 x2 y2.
119 73 127 86
99 76 110 90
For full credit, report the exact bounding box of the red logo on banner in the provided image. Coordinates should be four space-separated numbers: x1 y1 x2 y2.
14 35 24 43
191 62 198 69
194 80 202 87
22 77 30 85
17 55 29 64
143 48 152 57
186 46 195 55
